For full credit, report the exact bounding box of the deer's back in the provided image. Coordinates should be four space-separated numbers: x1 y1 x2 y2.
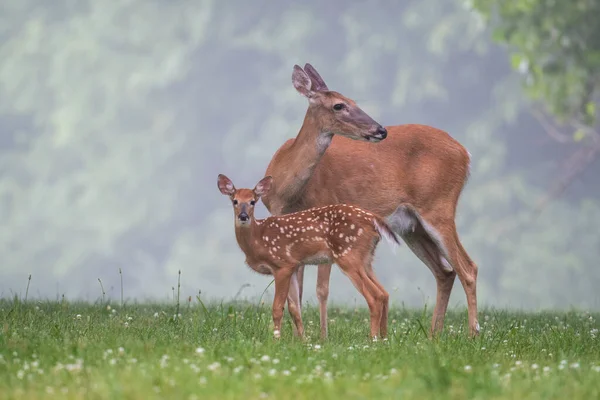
266 124 470 218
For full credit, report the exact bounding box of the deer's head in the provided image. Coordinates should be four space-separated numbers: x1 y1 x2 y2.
292 63 387 142
218 174 273 227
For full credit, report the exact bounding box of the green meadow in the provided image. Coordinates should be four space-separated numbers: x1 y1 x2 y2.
1 298 599 399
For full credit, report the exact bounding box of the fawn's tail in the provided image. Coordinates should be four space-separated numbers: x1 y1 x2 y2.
373 217 401 248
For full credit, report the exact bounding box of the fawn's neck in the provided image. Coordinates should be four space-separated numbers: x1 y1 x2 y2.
234 219 264 258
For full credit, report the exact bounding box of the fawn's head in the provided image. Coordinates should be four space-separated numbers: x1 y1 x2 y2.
292 63 387 142
217 174 273 227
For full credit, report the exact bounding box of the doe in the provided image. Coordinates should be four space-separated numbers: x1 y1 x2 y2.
218 173 400 340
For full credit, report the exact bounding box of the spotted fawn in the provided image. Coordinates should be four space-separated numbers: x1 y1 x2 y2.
218 174 400 339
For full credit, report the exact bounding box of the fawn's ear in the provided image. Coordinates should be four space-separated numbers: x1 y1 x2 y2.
253 176 273 197
292 65 314 99
217 174 236 196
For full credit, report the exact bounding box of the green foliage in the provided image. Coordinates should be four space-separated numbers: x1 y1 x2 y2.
472 0 600 130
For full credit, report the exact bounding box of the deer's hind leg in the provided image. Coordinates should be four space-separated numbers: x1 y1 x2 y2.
316 263 332 339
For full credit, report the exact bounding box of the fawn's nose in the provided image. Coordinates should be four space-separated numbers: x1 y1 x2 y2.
238 212 249 222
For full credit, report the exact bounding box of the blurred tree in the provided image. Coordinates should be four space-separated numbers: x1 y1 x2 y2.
472 0 600 207
0 0 598 309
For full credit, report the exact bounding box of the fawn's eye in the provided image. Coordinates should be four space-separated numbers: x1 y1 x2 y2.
250 200 256 206
233 199 238 205
333 103 345 111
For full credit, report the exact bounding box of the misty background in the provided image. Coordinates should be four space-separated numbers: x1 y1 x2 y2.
1 1 599 310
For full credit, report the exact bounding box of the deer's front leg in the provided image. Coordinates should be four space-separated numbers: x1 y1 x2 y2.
316 263 332 339
272 267 294 339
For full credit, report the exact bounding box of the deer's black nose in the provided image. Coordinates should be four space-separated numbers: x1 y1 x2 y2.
375 126 387 139
238 212 249 222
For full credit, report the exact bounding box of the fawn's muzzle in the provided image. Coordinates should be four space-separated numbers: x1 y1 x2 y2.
238 212 249 222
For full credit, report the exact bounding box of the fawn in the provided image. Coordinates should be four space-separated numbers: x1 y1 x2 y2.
217 174 400 340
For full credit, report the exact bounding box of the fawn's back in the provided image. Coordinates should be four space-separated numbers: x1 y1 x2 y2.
254 204 388 268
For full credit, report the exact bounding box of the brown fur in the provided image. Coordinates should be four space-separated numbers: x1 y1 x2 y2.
260 63 479 339
218 174 396 339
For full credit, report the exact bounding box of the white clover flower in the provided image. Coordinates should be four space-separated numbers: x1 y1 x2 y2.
260 355 271 362
268 369 277 376
282 370 291 376
208 362 221 371
464 365 472 372
195 347 205 355
233 366 243 374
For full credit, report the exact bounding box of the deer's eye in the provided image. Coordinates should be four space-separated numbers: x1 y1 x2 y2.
233 199 238 205
333 103 345 111
250 200 256 206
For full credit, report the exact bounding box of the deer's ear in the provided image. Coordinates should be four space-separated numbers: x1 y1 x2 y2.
253 176 273 197
304 63 329 92
292 65 314 98
217 174 236 196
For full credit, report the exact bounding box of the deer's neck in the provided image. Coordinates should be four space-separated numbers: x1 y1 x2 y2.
265 108 332 214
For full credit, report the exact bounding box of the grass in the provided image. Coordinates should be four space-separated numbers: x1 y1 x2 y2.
0 297 599 400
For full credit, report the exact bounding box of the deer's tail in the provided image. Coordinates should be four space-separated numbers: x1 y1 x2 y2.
373 217 401 248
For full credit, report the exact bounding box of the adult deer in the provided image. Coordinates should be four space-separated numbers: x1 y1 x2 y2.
262 63 478 338
217 174 399 339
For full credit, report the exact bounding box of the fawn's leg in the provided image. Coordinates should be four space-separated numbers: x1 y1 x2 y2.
337 259 384 339
364 264 389 338
272 267 294 339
